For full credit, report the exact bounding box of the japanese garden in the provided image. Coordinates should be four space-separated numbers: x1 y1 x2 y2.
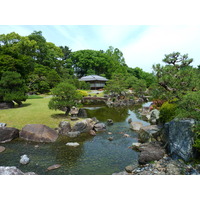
0 31 200 175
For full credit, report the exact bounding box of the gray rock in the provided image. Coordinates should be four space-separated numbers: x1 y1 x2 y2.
128 118 132 123
0 123 6 127
125 164 138 173
67 131 80 138
20 154 30 165
139 125 162 143
0 127 19 143
72 118 95 133
66 142 80 147
58 121 71 135
150 109 160 124
130 121 143 131
164 119 196 161
93 122 106 132
107 119 113 125
0 166 36 175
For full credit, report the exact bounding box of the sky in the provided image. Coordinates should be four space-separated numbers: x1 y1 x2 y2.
1 25 200 73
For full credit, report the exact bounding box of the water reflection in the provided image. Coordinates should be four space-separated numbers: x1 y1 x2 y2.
86 106 130 122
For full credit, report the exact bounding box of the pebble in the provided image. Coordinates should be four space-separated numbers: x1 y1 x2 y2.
20 155 30 165
47 164 61 171
66 142 80 147
123 134 130 137
0 146 5 153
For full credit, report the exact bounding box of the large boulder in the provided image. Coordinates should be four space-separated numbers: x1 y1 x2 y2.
164 119 196 161
20 124 58 142
139 125 162 143
130 121 143 131
58 121 71 135
0 127 19 143
0 166 36 175
72 118 95 133
138 142 165 164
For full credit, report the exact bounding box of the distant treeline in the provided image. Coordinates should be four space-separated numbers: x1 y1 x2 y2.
0 31 155 94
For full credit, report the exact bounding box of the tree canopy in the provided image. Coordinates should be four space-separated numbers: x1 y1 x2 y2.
152 52 200 100
0 31 155 101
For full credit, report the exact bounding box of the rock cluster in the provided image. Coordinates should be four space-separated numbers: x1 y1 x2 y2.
58 118 106 138
0 166 36 175
129 121 163 143
113 156 199 175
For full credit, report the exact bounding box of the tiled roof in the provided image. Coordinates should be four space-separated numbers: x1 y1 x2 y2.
79 75 108 81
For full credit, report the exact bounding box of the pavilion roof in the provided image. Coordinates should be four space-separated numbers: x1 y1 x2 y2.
79 75 108 82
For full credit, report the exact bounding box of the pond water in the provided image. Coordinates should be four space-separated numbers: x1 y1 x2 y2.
0 104 150 175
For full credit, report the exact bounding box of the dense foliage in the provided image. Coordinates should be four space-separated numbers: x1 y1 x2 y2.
152 52 200 100
0 71 27 105
0 31 155 100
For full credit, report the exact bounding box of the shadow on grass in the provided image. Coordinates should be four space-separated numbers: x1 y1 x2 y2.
11 103 32 109
51 113 67 119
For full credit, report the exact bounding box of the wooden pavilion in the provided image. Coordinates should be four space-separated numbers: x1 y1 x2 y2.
79 75 108 90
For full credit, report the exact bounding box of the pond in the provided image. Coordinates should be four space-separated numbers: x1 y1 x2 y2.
0 104 150 175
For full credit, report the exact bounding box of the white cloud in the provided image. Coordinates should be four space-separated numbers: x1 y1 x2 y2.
121 25 200 72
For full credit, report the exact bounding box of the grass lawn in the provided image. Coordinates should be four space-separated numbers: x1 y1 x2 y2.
0 96 80 130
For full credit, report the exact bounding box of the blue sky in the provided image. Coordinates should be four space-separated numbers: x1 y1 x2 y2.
1 25 200 72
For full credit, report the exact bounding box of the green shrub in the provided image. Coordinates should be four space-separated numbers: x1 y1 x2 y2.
48 82 82 114
77 90 88 97
159 101 177 123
